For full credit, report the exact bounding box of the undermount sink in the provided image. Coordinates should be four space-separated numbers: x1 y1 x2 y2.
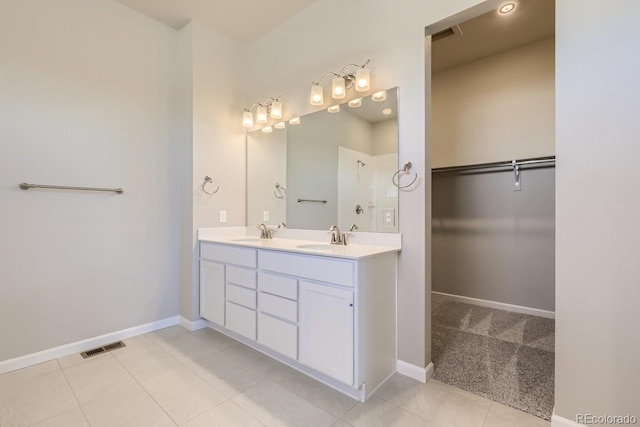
230 237 264 242
296 244 341 250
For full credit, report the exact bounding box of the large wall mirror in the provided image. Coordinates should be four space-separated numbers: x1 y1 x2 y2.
247 87 398 233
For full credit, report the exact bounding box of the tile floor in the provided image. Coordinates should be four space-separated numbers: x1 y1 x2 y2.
0 326 551 427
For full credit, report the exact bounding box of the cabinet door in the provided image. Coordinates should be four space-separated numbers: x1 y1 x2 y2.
299 281 354 385
200 260 225 325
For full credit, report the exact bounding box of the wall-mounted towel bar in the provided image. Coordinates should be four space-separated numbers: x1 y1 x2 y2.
297 198 327 204
19 183 124 194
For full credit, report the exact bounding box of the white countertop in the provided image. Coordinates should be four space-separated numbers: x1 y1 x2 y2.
198 227 401 260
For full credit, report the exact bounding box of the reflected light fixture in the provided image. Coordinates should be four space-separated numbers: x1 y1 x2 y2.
310 59 371 106
261 126 273 133
371 90 387 102
274 122 286 129
348 98 362 108
327 105 340 113
498 2 516 14
289 117 301 125
382 108 392 115
242 95 283 128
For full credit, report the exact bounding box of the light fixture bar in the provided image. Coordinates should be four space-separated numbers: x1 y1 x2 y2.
242 95 283 128
310 60 371 105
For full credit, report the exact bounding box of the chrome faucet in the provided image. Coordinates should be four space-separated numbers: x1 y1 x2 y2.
277 222 287 229
329 225 350 245
349 224 359 231
329 225 342 244
257 223 273 239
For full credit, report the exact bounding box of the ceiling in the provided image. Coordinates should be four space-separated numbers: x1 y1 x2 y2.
114 0 320 44
432 0 555 73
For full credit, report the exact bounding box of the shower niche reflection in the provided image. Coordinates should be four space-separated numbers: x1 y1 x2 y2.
246 88 398 232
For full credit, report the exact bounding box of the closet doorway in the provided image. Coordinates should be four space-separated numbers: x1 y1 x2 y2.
428 0 555 420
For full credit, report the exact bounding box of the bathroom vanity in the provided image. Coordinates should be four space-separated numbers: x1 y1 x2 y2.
198 228 400 401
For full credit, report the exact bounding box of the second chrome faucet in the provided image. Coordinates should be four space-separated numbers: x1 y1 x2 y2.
329 225 351 245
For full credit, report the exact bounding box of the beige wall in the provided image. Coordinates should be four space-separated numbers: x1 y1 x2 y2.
432 37 555 168
0 0 180 361
555 0 640 422
177 22 246 322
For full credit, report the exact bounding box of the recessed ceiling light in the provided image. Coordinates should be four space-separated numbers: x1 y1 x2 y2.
371 91 387 102
382 108 392 115
348 98 362 108
498 2 516 14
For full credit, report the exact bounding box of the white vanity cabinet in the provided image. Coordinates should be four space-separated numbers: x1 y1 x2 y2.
199 260 225 325
199 243 258 337
199 240 397 402
299 281 354 385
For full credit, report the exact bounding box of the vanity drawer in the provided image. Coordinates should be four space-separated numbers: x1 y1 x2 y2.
258 272 297 300
259 251 355 287
226 302 256 340
201 243 257 268
226 283 256 310
258 313 297 360
259 292 297 323
227 266 257 289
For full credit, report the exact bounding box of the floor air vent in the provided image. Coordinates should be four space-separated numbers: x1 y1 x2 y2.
80 341 126 358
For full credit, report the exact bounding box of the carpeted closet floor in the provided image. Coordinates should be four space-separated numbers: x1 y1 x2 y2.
431 295 555 420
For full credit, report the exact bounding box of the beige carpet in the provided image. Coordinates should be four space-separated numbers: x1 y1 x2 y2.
431 297 554 420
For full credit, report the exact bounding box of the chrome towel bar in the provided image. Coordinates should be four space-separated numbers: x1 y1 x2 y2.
297 198 327 203
19 183 124 194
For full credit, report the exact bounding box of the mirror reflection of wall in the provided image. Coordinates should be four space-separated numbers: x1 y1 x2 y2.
246 88 398 233
247 129 287 227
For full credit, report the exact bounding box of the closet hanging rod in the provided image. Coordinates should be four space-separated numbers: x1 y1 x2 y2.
432 156 555 174
19 183 124 194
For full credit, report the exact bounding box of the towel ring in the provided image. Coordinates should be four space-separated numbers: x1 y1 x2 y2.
392 162 418 189
274 183 287 199
202 176 219 195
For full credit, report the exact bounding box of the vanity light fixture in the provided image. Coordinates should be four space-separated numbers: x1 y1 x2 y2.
261 126 273 133
348 98 362 108
498 2 516 14
382 108 392 115
310 59 371 106
327 105 340 113
242 96 283 128
289 117 301 125
371 90 387 102
274 122 286 129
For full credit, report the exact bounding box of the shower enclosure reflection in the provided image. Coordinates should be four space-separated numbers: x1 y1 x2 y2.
246 88 398 232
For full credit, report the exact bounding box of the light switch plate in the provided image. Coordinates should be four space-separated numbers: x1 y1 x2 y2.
263 211 269 221
219 210 227 223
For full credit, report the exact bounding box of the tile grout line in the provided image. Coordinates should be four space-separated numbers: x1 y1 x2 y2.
118 334 242 426
55 358 93 427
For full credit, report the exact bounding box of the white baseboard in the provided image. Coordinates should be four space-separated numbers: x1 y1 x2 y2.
551 411 581 427
396 360 433 383
0 316 179 375
179 316 209 331
432 291 555 319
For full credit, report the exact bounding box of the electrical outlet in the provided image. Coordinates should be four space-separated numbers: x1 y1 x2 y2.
263 211 269 221
219 210 227 223
383 208 395 226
